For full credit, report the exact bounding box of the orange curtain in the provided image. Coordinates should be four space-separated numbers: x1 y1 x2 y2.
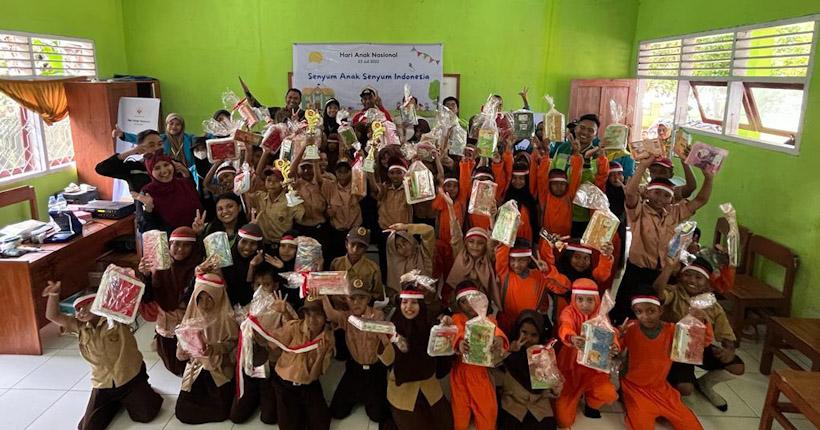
0 79 70 125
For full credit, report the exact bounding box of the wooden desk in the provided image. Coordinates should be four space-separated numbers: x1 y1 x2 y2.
760 317 820 374
759 369 820 429
0 216 134 355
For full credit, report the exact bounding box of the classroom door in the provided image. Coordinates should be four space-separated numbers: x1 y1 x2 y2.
569 79 639 141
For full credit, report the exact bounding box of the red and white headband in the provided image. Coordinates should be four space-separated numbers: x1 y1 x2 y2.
565 244 593 255
571 287 599 296
73 293 96 310
472 173 493 181
548 176 568 183
196 274 225 289
455 287 481 301
609 165 624 173
238 228 263 242
170 233 197 242
631 295 661 307
464 228 489 241
646 183 675 196
399 290 425 300
389 165 408 174
683 265 710 279
510 248 533 258
512 169 528 177
443 178 458 185
280 235 297 246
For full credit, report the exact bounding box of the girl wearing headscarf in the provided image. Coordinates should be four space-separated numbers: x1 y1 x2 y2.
322 98 340 136
385 222 435 299
140 226 202 376
221 223 264 306
446 226 501 310
379 288 453 430
554 279 619 429
140 152 203 232
175 273 238 424
502 159 540 243
117 114 200 189
499 310 560 430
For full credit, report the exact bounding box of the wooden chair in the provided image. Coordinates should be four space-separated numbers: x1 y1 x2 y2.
760 317 820 374
725 234 798 342
713 217 752 274
0 185 39 220
759 369 820 429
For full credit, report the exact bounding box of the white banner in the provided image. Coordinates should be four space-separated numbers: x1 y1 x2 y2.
292 43 443 116
113 97 160 201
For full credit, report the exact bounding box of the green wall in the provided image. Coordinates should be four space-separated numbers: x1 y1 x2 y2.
633 0 820 317
1 0 128 224
121 0 637 125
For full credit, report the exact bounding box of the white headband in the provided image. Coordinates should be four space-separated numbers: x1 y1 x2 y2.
683 265 710 279
510 250 533 258
646 184 675 196
631 297 661 307
238 230 263 242
169 235 196 242
572 289 599 296
443 178 458 184
566 244 593 255
389 166 408 174
548 177 568 183
455 288 481 301
399 291 425 300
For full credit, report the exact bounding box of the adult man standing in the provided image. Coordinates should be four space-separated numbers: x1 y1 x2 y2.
351 87 393 125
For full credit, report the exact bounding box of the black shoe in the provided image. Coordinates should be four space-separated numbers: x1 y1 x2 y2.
584 404 602 419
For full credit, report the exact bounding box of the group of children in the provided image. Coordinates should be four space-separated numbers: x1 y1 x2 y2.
45 85 744 430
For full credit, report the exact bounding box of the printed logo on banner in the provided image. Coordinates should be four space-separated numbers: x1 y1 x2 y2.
293 43 443 119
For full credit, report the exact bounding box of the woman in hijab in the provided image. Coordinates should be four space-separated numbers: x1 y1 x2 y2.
221 223 264 306
499 310 560 430
379 287 453 430
175 273 238 424
140 151 203 232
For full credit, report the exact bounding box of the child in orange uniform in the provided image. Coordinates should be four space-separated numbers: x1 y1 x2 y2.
620 295 711 430
445 281 509 430
501 160 540 243
536 149 582 238
542 241 614 316
458 150 496 231
496 238 563 335
555 279 619 429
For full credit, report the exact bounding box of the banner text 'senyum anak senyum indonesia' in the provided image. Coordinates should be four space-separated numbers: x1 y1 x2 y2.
292 43 443 113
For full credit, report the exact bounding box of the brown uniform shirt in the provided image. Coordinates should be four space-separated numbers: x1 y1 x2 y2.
331 255 384 301
273 319 334 385
155 308 185 338
72 319 143 389
377 185 412 230
499 369 555 422
379 343 443 411
247 190 305 241
322 180 363 230
626 199 694 269
660 285 736 342
328 307 384 366
293 179 326 227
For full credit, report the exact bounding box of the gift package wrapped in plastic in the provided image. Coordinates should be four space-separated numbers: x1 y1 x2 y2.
544 95 565 142
142 230 171 271
175 318 208 358
348 315 396 334
476 95 501 158
91 264 146 324
400 269 437 293
204 231 233 268
628 139 663 160
573 182 611 211
206 137 239 162
449 124 468 156
338 124 358 149
686 142 728 174
719 203 739 267
307 271 349 295
604 99 629 149
261 123 287 153
513 109 534 139
232 97 262 128
491 200 521 246
672 127 692 159
404 160 436 204
463 292 497 367
233 162 252 195
671 293 716 365
468 180 498 217
577 290 617 373
527 340 563 390
232 128 262 146
667 220 698 261
581 210 620 251
351 156 367 197
400 84 418 126
427 323 458 357
295 236 323 272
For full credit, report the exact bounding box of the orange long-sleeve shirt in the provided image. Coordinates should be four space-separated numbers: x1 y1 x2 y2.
537 153 582 237
459 157 491 230
432 194 465 245
541 244 614 315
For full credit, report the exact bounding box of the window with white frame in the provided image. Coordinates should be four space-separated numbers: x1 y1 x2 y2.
0 30 96 181
636 17 818 153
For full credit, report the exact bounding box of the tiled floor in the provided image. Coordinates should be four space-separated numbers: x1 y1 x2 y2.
0 321 815 430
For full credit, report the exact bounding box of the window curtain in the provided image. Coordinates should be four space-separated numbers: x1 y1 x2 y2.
0 79 71 125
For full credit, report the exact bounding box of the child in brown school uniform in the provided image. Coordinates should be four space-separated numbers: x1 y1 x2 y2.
289 146 328 240
385 222 435 299
138 226 201 376
42 281 163 430
322 158 365 264
320 286 392 426
654 256 745 411
379 288 454 430
368 158 413 278
175 273 238 424
246 154 305 242
269 298 335 430
230 266 297 424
